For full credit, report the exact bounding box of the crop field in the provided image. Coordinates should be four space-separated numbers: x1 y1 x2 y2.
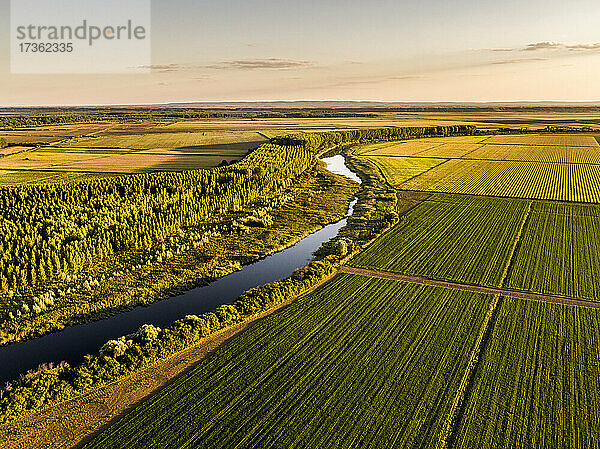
350 195 530 287
454 297 600 449
399 159 600 202
0 170 112 185
0 124 116 144
355 136 488 157
355 133 600 202
351 194 600 300
61 130 267 150
60 151 234 172
483 134 600 147
83 274 493 449
0 135 252 176
365 155 446 185
0 150 114 170
465 144 600 164
0 146 29 157
0 132 73 145
507 202 600 301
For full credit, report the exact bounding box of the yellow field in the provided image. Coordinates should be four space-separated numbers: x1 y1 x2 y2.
0 150 112 170
356 134 600 162
466 144 600 164
399 159 600 202
356 133 600 203
61 151 234 173
358 136 490 157
61 131 267 150
483 134 600 147
0 170 113 185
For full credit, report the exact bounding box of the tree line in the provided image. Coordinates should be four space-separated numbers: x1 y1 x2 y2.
271 125 476 151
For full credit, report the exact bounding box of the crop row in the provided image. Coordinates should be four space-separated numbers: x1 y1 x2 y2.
466 144 600 164
484 134 600 147
455 297 600 448
364 155 446 185
349 195 530 287
400 159 600 203
83 274 493 449
508 201 600 300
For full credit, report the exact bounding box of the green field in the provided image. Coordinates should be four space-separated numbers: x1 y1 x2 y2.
350 194 600 299
507 202 600 300
83 274 493 449
365 155 446 185
350 195 530 287
455 297 600 449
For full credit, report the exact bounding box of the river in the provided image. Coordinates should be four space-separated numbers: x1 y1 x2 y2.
0 155 358 384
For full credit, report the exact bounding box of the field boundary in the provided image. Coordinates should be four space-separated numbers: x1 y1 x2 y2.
365 153 600 166
395 188 600 206
339 266 600 309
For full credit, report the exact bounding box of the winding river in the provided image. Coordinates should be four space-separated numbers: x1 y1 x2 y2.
0 156 360 384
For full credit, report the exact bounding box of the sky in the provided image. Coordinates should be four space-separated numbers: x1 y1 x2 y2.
0 0 599 105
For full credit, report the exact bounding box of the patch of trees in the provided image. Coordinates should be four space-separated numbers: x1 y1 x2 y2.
0 144 314 299
271 125 476 151
0 138 6 149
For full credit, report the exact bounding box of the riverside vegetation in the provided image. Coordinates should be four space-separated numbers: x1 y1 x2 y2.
3 124 600 449
0 126 470 345
0 125 467 424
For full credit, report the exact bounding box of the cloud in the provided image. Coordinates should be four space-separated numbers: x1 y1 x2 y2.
328 75 425 88
524 42 561 51
566 43 600 51
490 58 549 65
388 75 425 80
206 58 314 70
139 64 181 72
488 48 515 52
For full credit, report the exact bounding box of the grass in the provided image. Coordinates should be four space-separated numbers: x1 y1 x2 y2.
365 155 446 185
454 297 600 449
507 201 600 300
349 195 531 287
82 274 493 449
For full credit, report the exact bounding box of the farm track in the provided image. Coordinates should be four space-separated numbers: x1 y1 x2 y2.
340 266 600 309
